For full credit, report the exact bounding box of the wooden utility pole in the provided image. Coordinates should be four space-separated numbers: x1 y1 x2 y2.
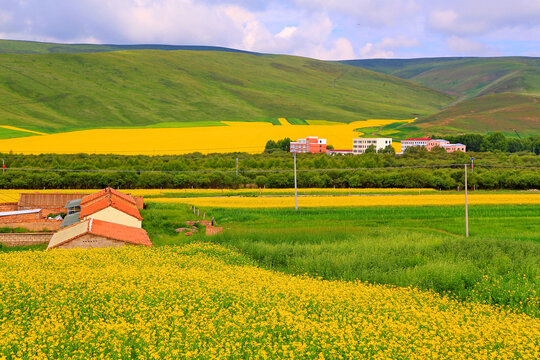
294 152 298 211
236 158 239 176
465 164 469 237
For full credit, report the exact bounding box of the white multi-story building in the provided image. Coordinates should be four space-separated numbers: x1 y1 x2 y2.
400 138 432 152
352 138 393 154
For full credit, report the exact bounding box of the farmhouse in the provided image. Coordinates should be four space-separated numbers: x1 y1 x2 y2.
79 187 143 228
0 208 61 232
401 138 432 152
290 137 327 153
47 218 152 250
352 138 392 154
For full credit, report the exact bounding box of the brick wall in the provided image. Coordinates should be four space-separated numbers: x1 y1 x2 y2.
0 203 18 212
1 221 61 232
0 233 53 247
0 211 44 223
18 193 87 212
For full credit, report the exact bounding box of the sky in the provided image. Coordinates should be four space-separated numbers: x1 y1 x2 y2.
0 0 539 60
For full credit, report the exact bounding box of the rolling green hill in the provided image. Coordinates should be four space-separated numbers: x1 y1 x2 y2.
342 57 540 100
342 57 540 135
414 93 540 135
0 50 453 133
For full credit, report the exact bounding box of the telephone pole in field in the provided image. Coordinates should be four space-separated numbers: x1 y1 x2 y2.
293 152 298 211
464 164 469 237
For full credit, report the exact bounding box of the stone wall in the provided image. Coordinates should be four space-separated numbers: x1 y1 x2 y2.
0 203 18 212
56 234 126 250
0 211 43 224
0 233 53 247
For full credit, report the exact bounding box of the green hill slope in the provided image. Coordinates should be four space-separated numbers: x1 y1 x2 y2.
341 57 540 100
0 50 453 132
414 93 540 135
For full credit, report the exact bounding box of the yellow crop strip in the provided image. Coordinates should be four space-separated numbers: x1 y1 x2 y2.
0 125 46 135
148 193 540 208
0 244 537 358
0 119 412 155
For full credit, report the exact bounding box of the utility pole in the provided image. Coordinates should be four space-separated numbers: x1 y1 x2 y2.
236 158 239 176
470 157 474 173
464 164 469 237
2 159 4 175
293 152 298 211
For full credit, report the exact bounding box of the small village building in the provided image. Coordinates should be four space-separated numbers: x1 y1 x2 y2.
442 143 466 153
78 187 143 228
79 197 142 228
48 218 152 250
290 137 327 153
66 199 81 215
352 138 392 154
426 139 450 151
401 138 432 152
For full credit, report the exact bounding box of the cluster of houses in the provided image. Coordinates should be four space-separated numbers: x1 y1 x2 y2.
0 188 152 249
290 136 466 155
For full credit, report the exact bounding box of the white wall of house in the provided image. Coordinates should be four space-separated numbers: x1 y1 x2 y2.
84 207 142 228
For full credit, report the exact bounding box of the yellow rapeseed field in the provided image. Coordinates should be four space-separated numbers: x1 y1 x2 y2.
0 119 409 155
0 188 437 203
0 125 46 135
148 193 540 208
0 243 538 359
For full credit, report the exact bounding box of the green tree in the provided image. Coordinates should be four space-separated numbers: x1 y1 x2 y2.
481 132 508 152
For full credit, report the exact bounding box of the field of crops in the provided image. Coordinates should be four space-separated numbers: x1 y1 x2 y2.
148 193 540 208
0 119 408 155
0 243 538 359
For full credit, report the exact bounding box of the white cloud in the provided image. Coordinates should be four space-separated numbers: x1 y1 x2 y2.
359 36 419 58
429 0 540 36
294 0 420 27
446 36 493 55
276 26 297 39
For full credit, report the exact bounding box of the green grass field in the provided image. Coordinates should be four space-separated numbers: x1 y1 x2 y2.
141 202 540 317
0 49 453 133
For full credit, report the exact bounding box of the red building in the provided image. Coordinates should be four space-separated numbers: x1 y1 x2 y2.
290 137 327 153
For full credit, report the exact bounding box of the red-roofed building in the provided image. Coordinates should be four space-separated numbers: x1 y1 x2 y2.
80 187 137 207
47 218 152 250
79 196 143 228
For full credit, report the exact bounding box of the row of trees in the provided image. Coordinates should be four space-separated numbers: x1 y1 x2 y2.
0 149 537 190
0 167 537 190
439 133 540 153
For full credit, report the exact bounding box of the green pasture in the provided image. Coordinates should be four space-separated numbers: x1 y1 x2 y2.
0 49 452 133
141 202 540 316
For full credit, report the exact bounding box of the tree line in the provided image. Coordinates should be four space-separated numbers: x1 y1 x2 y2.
0 150 537 190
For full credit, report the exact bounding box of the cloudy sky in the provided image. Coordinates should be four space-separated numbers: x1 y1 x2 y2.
1 0 539 60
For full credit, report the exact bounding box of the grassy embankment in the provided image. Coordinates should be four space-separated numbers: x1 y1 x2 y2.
142 203 539 317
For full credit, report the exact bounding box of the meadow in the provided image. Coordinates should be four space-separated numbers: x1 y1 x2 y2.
142 202 540 317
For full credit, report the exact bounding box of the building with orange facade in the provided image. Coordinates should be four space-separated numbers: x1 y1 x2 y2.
290 137 327 153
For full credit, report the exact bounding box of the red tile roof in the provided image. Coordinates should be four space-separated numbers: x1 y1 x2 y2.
81 187 136 206
89 219 152 246
79 197 143 221
48 218 152 249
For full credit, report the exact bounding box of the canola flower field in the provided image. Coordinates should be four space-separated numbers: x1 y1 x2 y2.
0 243 538 359
148 193 540 208
0 118 408 155
0 188 437 203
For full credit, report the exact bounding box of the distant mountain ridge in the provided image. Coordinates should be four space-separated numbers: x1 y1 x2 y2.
0 39 258 55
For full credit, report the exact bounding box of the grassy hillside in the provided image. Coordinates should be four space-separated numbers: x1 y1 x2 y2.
0 50 453 132
0 39 256 55
343 57 540 135
342 57 540 100
414 93 540 135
